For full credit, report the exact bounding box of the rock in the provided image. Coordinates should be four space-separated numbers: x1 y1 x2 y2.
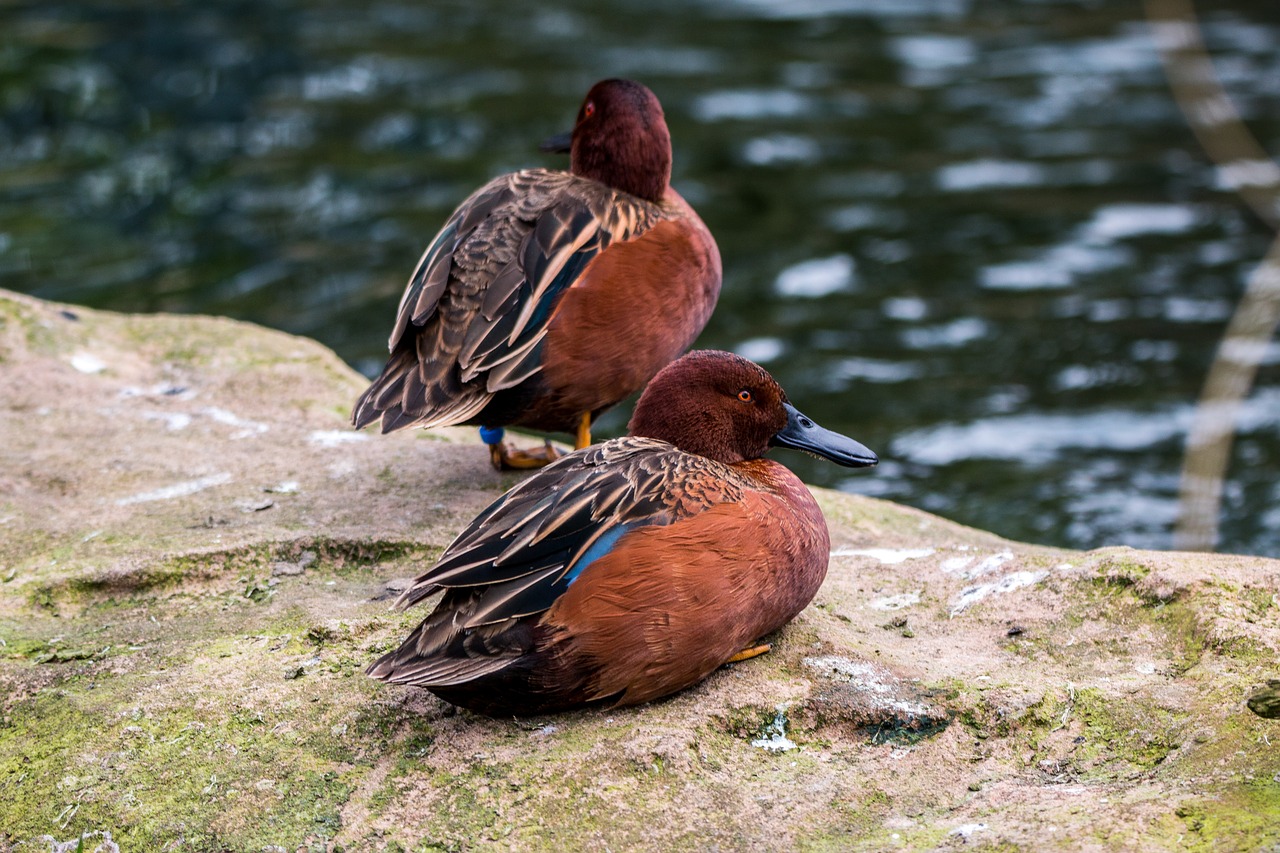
1 289 1279 851
1247 680 1280 720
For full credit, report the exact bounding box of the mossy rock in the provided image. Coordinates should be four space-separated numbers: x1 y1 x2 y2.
2 290 1278 851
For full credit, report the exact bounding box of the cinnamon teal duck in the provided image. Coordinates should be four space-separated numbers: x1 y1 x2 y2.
351 79 721 469
367 350 878 716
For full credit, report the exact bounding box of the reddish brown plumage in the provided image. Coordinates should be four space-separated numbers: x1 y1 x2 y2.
350 79 720 444
538 463 827 707
534 198 720 429
367 351 877 716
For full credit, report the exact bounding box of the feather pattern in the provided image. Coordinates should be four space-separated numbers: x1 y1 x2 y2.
400 437 745 610
352 169 663 432
367 437 753 688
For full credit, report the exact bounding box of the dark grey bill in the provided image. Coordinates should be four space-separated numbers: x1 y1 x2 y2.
770 403 878 468
539 131 573 154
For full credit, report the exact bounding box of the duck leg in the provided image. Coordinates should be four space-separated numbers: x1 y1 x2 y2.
725 643 772 664
575 412 592 450
480 427 562 471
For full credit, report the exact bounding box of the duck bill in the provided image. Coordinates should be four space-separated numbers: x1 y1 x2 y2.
770 403 878 468
539 131 573 154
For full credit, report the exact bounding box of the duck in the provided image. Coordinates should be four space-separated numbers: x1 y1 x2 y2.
351 79 722 469
367 350 878 716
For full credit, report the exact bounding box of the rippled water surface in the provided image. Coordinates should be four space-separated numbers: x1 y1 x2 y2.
3 0 1278 554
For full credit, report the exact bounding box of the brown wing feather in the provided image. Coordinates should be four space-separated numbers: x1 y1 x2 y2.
352 169 662 432
367 437 752 688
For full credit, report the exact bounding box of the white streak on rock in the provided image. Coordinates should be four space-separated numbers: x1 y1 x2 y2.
956 550 1015 579
868 591 922 611
310 430 368 447
834 547 935 565
201 406 268 438
70 352 106 374
116 472 232 506
139 411 193 431
750 704 797 753
803 656 931 717
951 570 1046 617
949 823 988 838
119 383 197 400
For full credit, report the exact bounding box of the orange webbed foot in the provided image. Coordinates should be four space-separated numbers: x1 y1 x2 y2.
488 440 563 471
725 643 772 664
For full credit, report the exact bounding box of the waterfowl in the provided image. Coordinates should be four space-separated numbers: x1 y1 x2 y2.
351 79 721 469
368 350 878 716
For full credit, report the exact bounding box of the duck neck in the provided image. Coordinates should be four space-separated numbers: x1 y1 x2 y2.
572 134 671 203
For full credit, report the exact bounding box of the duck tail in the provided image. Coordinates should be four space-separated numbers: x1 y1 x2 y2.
351 347 492 433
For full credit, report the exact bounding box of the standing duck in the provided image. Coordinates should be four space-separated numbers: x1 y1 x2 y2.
368 350 878 716
352 79 722 469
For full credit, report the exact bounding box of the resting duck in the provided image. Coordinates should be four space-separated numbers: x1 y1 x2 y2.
368 350 878 716
352 79 722 469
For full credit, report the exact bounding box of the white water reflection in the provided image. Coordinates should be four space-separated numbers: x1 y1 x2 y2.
882 297 927 322
742 134 820 166
894 387 1280 467
692 89 813 122
831 357 923 385
892 35 976 86
774 254 857 298
1082 204 1200 243
900 317 987 350
978 202 1202 291
936 159 1046 192
894 408 1189 467
707 0 971 21
734 337 785 363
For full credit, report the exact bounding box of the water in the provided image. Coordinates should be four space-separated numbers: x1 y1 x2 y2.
2 0 1278 555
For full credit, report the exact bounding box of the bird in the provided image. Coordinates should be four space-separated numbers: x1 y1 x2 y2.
367 350 878 716
351 78 722 469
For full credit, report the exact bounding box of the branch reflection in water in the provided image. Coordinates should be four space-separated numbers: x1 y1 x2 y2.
1147 0 1280 550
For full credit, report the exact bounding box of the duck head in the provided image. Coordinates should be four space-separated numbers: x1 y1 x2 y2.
627 350 878 468
541 79 672 204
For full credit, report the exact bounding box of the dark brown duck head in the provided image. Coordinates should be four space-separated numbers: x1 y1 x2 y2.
627 350 879 468
541 78 672 204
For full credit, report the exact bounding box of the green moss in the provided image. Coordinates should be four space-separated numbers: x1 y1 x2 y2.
1070 688 1185 772
21 537 432 614
951 689 1018 740
1240 586 1275 618
1167 784 1280 851
1150 599 1206 675
796 792 950 852
1091 554 1152 587
718 703 782 741
0 693 347 848
6 303 60 356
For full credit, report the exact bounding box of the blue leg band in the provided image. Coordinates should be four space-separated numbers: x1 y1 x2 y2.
478 426 505 445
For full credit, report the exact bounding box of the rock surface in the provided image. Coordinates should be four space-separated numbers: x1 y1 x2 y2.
1 289 1278 852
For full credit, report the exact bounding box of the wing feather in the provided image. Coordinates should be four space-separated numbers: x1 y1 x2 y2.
395 438 742 616
353 169 663 432
372 438 752 687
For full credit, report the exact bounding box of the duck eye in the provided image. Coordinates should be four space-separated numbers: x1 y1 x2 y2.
583 101 596 119
737 389 753 403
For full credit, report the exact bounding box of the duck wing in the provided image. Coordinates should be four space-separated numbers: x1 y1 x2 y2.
352 169 663 432
368 437 745 687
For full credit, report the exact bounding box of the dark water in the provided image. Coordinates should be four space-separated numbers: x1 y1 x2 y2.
3 0 1278 555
